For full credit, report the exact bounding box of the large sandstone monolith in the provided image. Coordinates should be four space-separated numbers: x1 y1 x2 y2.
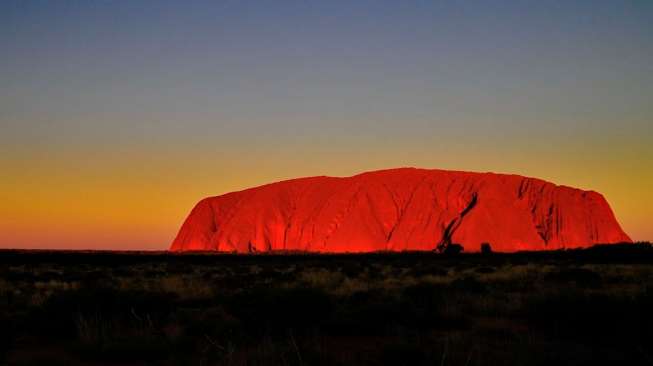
170 168 631 252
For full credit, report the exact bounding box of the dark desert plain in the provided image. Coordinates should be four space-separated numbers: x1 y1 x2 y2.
2 1 653 365
2 245 653 365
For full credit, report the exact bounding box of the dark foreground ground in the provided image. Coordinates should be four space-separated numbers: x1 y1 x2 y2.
1 244 652 366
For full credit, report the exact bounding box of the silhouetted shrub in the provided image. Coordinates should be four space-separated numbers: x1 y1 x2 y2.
0 314 13 361
381 340 429 365
332 299 400 335
544 267 602 288
400 283 450 328
521 290 651 345
409 265 448 277
451 276 486 293
444 243 464 255
32 288 177 339
227 286 333 335
481 242 493 254
475 266 495 274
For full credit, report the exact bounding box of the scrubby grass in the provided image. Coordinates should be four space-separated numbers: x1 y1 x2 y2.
0 244 652 365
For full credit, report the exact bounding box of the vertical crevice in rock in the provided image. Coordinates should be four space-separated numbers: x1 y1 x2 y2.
283 199 297 250
207 201 219 251
535 204 554 245
386 177 427 244
436 192 478 251
322 185 364 246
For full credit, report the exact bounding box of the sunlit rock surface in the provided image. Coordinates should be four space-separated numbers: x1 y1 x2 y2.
171 168 631 252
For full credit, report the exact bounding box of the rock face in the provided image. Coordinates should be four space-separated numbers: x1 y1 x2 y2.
170 168 631 252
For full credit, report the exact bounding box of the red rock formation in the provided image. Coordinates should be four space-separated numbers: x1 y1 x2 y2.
170 168 631 252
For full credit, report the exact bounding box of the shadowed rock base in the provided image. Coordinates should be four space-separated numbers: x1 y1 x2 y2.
170 168 631 252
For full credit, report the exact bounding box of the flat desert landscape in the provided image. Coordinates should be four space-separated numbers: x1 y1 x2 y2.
1 245 652 365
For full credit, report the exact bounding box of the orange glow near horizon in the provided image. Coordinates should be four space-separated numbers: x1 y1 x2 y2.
1 137 651 250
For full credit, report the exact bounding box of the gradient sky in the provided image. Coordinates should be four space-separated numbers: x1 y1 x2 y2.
1 0 652 249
